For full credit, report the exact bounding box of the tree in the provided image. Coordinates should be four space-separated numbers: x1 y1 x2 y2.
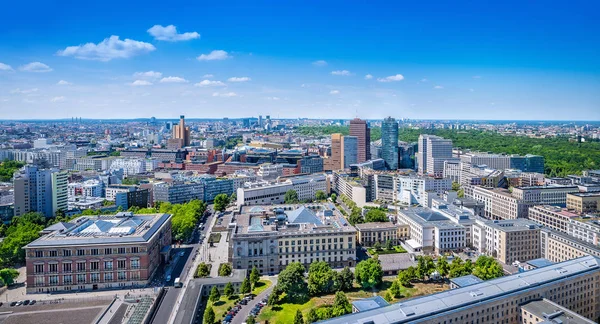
315 190 327 201
308 261 335 295
389 280 402 298
0 213 44 266
332 291 351 317
277 262 308 301
385 239 394 250
305 308 318 324
451 182 461 191
335 267 354 292
0 268 19 286
457 188 465 198
294 309 304 324
230 192 237 203
246 315 256 324
196 263 210 278
437 257 449 278
267 286 280 305
284 190 299 204
384 290 393 302
209 286 221 303
250 266 260 287
472 256 504 280
330 193 337 203
348 209 364 225
224 282 234 297
364 209 388 222
218 263 232 277
240 277 251 294
214 193 230 212
373 241 382 250
416 256 428 280
448 257 465 278
203 305 215 324
355 259 383 289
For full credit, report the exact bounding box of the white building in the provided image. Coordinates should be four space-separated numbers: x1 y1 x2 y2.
394 174 452 206
237 174 328 206
257 163 283 180
109 158 147 176
67 179 104 198
417 134 455 177
287 173 328 202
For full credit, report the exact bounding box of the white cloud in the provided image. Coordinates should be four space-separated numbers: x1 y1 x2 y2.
20 62 53 72
195 80 226 87
473 75 482 79
57 80 72 85
312 60 327 67
227 77 251 82
57 36 155 61
266 96 280 100
11 88 39 94
377 74 404 82
160 76 188 83
421 78 428 82
469 88 475 92
0 63 13 71
434 85 444 89
196 50 231 61
134 71 162 79
131 80 153 86
50 96 66 102
203 74 214 78
147 25 200 42
212 92 237 97
331 70 351 76
364 74 373 80
330 90 340 95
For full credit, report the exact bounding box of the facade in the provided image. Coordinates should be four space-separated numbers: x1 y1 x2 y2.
349 118 370 163
355 222 409 247
152 182 204 204
68 179 103 198
24 213 172 294
105 185 136 201
172 115 191 147
540 229 600 263
299 155 324 174
231 204 357 275
332 171 367 207
567 192 600 213
320 255 600 324
69 156 114 172
109 158 148 176
444 162 505 187
51 171 68 216
512 185 579 206
200 177 234 202
341 135 358 169
529 205 600 246
116 188 150 210
257 163 283 180
472 218 541 264
237 174 327 206
381 117 398 170
329 133 343 171
13 165 63 217
521 298 595 324
460 152 545 173
417 134 454 177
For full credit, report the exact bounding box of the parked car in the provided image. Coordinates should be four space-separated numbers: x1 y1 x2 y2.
15 301 23 306
30 300 36 305
10 302 16 307
23 300 30 305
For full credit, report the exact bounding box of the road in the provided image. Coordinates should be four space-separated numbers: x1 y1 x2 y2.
152 207 215 324
231 277 277 324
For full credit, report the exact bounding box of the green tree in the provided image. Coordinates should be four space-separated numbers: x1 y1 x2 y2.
209 286 221 303
384 290 393 302
330 193 337 203
448 257 464 278
267 286 280 305
373 241 382 250
0 268 19 286
0 213 44 266
305 308 318 324
385 239 394 250
451 182 461 191
240 277 252 294
308 261 336 295
315 190 327 201
457 188 465 198
203 305 215 324
169 200 207 241
224 282 234 297
230 192 237 202
294 309 304 324
277 262 308 302
437 257 449 278
355 258 383 289
472 256 504 280
389 280 402 298
218 263 232 277
246 315 256 324
250 266 260 287
196 263 210 278
332 291 352 317
364 209 388 222
284 190 299 204
213 194 230 212
335 267 354 292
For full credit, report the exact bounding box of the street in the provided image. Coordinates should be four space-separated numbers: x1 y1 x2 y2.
231 277 277 324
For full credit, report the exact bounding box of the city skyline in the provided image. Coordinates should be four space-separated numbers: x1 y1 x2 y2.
1 1 599 120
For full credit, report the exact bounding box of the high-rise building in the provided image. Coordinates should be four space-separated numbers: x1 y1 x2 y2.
418 134 454 177
341 136 358 169
329 133 343 170
381 117 398 170
349 118 370 163
13 165 67 217
51 171 68 216
172 115 190 147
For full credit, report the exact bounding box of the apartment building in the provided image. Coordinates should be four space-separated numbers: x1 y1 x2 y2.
68 179 104 198
567 192 600 213
13 165 67 217
459 152 545 173
24 213 172 294
355 222 409 247
69 156 115 172
541 229 600 263
321 255 600 324
231 204 356 274
512 185 579 206
417 134 455 177
332 171 367 207
152 182 204 204
472 218 541 265
528 205 600 245
237 174 328 206
109 158 149 176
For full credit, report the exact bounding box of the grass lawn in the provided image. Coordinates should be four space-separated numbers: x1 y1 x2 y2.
367 245 407 255
210 294 241 320
208 233 222 243
252 279 272 296
258 298 318 323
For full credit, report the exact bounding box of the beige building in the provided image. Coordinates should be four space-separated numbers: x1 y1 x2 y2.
567 192 600 213
541 229 600 263
529 205 600 246
355 222 409 247
472 218 541 265
324 133 343 171
521 298 595 324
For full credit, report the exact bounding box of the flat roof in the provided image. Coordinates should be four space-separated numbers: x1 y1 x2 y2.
318 255 600 324
355 222 398 230
449 274 484 288
521 299 595 324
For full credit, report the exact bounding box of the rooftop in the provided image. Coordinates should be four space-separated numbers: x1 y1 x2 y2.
521 298 595 324
449 274 484 288
352 296 390 313
355 222 398 230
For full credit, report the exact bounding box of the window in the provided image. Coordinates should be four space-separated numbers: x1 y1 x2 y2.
49 263 58 273
104 261 113 270
63 275 73 284
77 274 86 283
49 250 58 257
90 261 99 271
63 263 72 273
118 271 127 280
35 251 44 258
49 275 59 285
91 273 100 282
117 260 126 269
63 249 72 257
77 262 86 272
104 272 113 282
131 247 139 253
34 264 44 274
105 248 112 255
91 249 99 256
118 248 126 254
130 259 140 269
77 249 85 256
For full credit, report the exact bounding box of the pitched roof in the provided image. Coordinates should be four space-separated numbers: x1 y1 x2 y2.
287 206 322 225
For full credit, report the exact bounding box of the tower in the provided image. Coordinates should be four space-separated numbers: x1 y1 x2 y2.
349 118 371 163
381 117 399 170
172 115 191 146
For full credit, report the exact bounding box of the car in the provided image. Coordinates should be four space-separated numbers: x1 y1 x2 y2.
240 299 248 305
10 302 16 307
30 300 36 305
179 251 185 257
166 275 171 282
23 300 30 305
15 301 23 306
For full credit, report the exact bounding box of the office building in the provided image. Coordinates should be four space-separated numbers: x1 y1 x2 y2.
24 213 172 293
341 135 358 169
109 158 148 176
231 204 356 274
257 163 283 180
298 155 324 174
460 152 545 173
472 218 541 265
327 133 343 171
13 165 67 217
320 255 600 323
68 179 103 198
529 205 600 246
51 171 68 216
521 298 595 324
332 171 368 207
418 134 454 177
349 118 371 163
152 182 204 205
172 115 191 147
567 192 600 213
355 222 409 247
237 174 328 206
541 229 600 263
373 172 452 206
115 188 150 210
381 117 398 170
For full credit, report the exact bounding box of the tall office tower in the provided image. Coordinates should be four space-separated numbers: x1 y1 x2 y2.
330 133 343 170
381 117 399 170
418 134 454 177
349 118 371 163
258 115 263 129
341 136 358 169
172 115 191 146
13 165 66 217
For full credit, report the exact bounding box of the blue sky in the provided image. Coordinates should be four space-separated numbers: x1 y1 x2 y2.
0 1 599 120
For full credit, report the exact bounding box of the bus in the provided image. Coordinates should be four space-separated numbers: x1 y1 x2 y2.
174 277 182 288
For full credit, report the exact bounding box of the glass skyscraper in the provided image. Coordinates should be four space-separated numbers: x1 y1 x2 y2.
381 117 399 170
